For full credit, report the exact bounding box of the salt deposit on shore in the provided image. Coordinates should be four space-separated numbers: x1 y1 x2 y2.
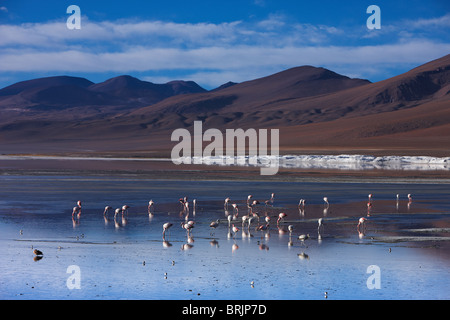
182 154 450 171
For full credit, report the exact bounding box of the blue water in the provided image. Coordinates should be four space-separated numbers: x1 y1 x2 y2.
0 175 449 300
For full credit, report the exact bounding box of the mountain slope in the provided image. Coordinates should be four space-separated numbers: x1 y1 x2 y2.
0 54 449 156
88 75 207 105
0 76 94 97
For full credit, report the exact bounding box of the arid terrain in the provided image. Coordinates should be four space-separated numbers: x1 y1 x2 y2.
0 54 449 158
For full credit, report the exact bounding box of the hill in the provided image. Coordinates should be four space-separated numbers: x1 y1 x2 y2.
0 54 449 157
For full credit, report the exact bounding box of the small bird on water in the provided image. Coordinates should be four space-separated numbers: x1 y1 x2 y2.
33 249 43 256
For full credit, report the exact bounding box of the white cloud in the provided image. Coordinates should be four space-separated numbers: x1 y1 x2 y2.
0 15 449 87
409 13 450 28
1 40 448 84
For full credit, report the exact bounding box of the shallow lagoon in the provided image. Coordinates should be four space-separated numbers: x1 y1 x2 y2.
0 175 449 300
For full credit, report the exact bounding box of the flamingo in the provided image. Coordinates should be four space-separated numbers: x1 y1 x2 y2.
248 216 254 230
241 215 249 227
298 234 309 246
210 220 220 228
265 193 275 207
298 199 305 208
162 222 173 238
288 225 294 235
277 212 287 225
367 194 373 210
224 197 231 209
407 194 413 202
248 200 260 214
114 209 121 228
232 203 239 214
232 224 239 235
323 197 329 206
318 218 324 232
148 200 154 212
256 223 269 231
103 206 112 216
179 196 189 211
247 195 253 205
357 217 367 231
121 205 130 215
72 200 82 216
265 216 271 224
251 212 260 225
181 221 194 235
227 214 233 227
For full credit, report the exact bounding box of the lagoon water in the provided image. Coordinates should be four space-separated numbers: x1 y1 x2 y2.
0 175 449 300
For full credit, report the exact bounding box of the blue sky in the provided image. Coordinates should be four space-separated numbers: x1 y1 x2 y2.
0 0 449 89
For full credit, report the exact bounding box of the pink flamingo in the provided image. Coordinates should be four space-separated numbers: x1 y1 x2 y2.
298 234 309 246
148 200 154 212
121 205 130 215
210 220 219 228
72 200 82 216
224 197 231 209
298 199 305 208
103 205 112 216
264 193 275 207
248 200 260 214
256 223 269 231
181 221 194 235
357 217 367 231
367 194 373 210
277 212 287 225
162 222 173 238
241 214 249 227
318 218 324 232
179 196 188 211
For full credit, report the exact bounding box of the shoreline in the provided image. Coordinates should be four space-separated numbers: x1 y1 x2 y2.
1 159 450 183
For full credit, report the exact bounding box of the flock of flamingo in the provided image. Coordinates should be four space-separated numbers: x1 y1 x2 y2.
70 192 414 246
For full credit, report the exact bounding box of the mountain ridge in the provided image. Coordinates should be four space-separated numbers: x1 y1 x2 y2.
0 54 449 157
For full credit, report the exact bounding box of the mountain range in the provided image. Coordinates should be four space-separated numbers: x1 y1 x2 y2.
0 54 449 157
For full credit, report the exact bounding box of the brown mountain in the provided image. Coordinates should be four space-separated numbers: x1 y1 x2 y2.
0 54 449 157
88 75 207 105
0 75 207 120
